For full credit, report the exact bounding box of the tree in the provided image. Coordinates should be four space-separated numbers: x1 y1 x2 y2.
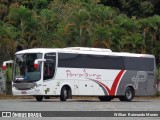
63 8 92 46
0 0 159 71
6 5 43 49
92 25 112 48
100 0 159 18
0 21 17 61
20 0 52 10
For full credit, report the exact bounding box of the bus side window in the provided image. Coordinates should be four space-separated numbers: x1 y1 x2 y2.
43 63 55 80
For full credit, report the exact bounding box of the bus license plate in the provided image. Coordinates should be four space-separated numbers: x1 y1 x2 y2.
21 91 27 94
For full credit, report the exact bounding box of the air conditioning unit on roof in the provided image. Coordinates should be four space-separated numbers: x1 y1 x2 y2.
64 47 112 52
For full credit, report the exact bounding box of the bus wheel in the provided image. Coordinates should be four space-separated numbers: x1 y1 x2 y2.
60 87 68 101
98 96 113 101
35 96 43 102
119 87 135 101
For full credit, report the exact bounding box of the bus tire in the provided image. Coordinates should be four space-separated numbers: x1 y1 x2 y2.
60 86 68 101
119 87 135 101
98 96 113 101
35 96 43 102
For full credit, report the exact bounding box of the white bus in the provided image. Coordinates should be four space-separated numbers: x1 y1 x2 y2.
2 47 157 101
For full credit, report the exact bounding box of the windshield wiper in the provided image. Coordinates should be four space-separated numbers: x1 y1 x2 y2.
14 76 24 83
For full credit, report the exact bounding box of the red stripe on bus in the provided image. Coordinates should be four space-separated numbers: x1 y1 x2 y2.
110 70 125 95
88 70 125 96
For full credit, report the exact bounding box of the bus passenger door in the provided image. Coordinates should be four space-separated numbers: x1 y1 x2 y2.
43 53 56 95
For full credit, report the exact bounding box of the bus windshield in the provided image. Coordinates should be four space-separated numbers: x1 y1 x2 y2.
14 53 42 82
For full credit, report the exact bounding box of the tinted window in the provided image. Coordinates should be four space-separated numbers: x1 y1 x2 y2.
124 57 154 71
58 53 154 71
58 53 124 69
44 53 56 80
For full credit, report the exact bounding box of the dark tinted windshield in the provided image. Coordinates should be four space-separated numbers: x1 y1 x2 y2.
14 53 42 82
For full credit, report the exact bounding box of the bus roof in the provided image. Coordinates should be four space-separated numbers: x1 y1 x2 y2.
15 47 154 58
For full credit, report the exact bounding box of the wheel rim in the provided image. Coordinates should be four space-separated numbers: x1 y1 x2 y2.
126 89 132 100
64 89 67 99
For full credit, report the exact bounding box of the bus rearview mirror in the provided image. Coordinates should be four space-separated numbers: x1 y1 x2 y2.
1 65 7 70
2 60 13 71
34 59 46 70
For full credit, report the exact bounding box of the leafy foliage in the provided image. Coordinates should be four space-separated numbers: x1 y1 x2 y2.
100 0 160 18
0 0 160 75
